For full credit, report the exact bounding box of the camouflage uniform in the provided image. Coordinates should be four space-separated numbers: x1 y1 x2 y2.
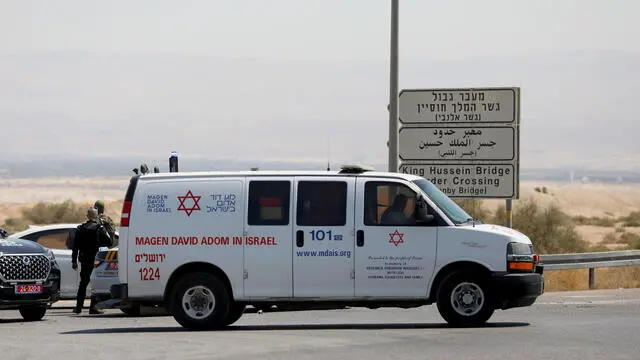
94 200 117 247
99 213 116 245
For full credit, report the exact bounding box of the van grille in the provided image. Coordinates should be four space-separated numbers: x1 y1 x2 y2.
0 254 51 282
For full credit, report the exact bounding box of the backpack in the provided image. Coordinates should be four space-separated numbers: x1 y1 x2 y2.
99 214 116 244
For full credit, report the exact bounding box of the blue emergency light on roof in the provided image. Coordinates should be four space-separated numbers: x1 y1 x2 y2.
169 151 179 173
338 164 375 174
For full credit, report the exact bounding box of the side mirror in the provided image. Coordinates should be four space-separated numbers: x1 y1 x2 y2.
415 197 435 223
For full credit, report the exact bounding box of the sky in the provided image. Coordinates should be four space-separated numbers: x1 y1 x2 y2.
2 0 636 60
1 0 639 170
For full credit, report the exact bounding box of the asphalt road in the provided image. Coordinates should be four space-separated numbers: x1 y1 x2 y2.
1 289 639 360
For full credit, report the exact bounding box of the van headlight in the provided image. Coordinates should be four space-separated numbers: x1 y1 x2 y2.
506 242 538 272
45 249 59 270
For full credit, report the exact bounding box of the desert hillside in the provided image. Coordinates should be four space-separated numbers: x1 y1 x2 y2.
2 177 640 248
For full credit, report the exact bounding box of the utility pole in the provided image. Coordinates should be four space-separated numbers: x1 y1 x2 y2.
388 0 399 172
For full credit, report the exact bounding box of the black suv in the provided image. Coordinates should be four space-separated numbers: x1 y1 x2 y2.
0 232 61 321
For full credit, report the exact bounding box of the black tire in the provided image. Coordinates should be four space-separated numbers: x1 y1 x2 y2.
169 272 231 330
19 305 47 321
436 271 495 327
223 304 246 326
120 305 141 316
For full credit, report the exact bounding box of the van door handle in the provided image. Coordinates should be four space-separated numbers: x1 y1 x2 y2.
296 230 304 247
356 230 364 247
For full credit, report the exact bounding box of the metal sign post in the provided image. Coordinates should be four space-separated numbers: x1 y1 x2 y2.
388 0 400 173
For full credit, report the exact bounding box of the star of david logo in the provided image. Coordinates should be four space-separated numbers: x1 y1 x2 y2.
389 229 404 246
177 190 201 217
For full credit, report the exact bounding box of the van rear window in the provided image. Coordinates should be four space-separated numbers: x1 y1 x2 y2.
296 181 347 226
248 181 291 226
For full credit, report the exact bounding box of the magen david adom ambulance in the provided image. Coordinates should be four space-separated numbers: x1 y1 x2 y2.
106 164 544 330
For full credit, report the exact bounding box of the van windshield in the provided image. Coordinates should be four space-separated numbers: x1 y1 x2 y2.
411 178 474 225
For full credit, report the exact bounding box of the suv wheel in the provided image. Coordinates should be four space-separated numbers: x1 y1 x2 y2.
19 305 47 321
436 271 495 327
170 272 230 330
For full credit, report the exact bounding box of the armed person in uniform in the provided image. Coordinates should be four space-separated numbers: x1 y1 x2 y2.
72 207 113 314
94 200 116 247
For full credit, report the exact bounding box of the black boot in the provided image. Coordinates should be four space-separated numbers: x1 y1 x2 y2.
74 297 84 314
89 296 103 314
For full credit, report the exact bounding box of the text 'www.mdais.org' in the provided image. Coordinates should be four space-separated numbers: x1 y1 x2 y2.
296 249 352 259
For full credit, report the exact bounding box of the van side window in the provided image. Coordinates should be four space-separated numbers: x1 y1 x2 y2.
248 181 291 226
296 181 347 226
364 181 422 226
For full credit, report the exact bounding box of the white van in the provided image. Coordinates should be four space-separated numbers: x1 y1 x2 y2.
107 165 543 330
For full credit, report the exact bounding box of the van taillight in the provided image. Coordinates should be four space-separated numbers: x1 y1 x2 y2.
120 201 132 227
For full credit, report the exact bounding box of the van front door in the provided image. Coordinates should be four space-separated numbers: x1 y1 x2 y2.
354 178 438 298
292 177 355 298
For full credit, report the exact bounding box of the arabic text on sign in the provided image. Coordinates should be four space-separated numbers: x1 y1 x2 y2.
399 125 514 161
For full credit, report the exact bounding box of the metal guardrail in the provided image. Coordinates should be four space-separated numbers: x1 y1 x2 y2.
539 250 640 289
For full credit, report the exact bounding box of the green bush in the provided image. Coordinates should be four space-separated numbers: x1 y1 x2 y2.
601 232 619 244
455 197 588 254
20 199 88 224
619 211 640 227
1 217 30 233
619 232 640 249
571 215 616 227
1 199 89 234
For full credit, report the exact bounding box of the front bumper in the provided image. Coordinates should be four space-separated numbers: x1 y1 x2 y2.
491 265 544 310
90 272 120 297
0 269 61 310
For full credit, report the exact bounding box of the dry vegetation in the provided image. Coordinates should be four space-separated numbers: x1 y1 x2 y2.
1 178 640 292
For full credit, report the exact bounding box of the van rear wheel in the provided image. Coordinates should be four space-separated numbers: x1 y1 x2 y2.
436 271 494 327
169 272 230 330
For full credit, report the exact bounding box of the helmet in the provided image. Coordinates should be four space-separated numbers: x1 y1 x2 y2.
94 200 105 214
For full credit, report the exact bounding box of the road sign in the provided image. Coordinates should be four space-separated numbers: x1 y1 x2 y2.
397 87 520 199
399 163 516 198
398 88 517 124
398 126 515 161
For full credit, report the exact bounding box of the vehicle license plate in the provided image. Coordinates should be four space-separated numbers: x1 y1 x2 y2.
15 284 43 294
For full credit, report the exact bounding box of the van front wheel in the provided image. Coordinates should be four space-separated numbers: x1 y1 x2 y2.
223 304 246 326
436 271 494 327
170 272 230 330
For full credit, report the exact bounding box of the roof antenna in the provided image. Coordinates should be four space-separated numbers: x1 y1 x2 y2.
326 135 331 171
